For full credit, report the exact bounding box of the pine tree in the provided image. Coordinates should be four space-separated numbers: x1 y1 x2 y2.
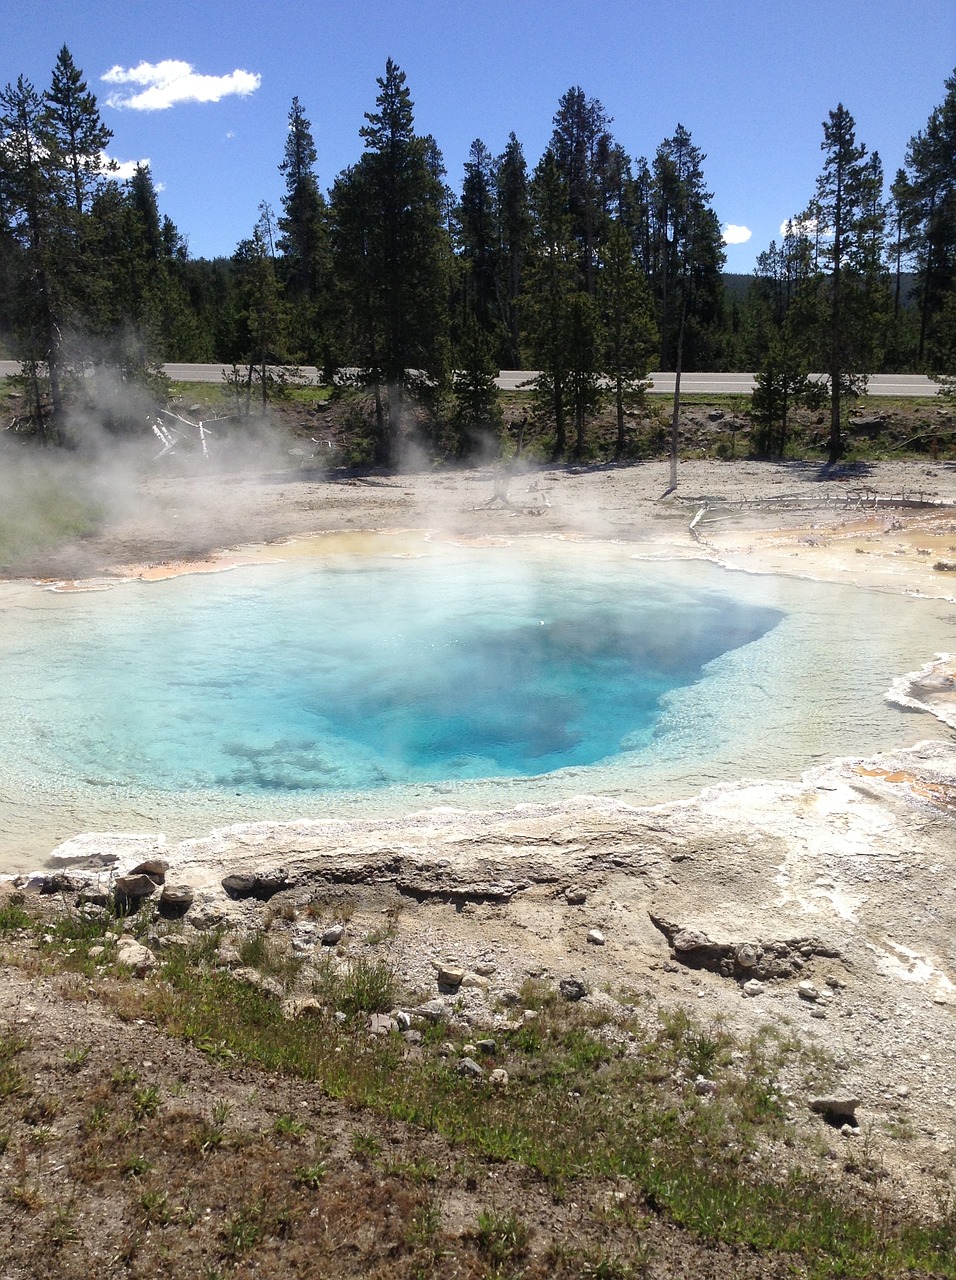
458 138 500 340
894 70 956 371
651 124 725 374
329 59 451 464
0 74 69 436
45 45 112 216
803 105 888 463
276 96 330 366
650 125 726 485
550 87 613 295
524 149 579 459
451 318 503 458
597 219 658 458
231 203 288 413
746 226 816 457
494 133 532 367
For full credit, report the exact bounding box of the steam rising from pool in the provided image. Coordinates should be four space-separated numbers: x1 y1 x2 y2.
1 537 953 869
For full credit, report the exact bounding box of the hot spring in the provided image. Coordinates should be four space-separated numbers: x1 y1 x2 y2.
1 534 952 872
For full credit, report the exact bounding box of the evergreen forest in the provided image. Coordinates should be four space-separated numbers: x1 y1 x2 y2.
1 50 954 465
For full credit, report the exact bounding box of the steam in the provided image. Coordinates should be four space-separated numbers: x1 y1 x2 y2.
0 352 334 578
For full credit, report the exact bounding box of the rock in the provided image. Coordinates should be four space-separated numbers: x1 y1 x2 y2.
742 979 765 997
403 1029 423 1046
797 980 820 1002
810 1007 827 1019
369 1013 397 1035
695 1076 718 1097
88 945 106 960
128 859 168 884
416 999 448 1023
461 972 490 990
232 967 284 1000
114 937 157 974
522 1009 538 1023
215 944 242 967
38 872 84 896
252 870 291 899
809 1095 860 1125
708 409 725 421
672 928 711 952
114 874 159 903
221 873 257 899
188 902 228 931
559 977 588 1002
158 885 194 920
320 924 344 946
436 965 465 988
586 928 606 946
474 961 497 976
152 934 191 954
489 1068 509 1087
498 989 521 1007
221 869 290 901
334 1011 347 1024
284 997 324 1019
77 890 111 909
476 1038 497 1055
565 885 588 905
456 1056 485 1080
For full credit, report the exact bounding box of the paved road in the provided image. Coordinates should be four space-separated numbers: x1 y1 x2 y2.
0 361 941 397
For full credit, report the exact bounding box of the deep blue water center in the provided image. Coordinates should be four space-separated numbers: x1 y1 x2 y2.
38 550 783 793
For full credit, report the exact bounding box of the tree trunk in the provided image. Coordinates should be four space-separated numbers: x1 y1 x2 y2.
669 284 688 490
552 383 566 461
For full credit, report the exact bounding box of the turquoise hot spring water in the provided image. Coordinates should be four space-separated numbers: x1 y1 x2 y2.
0 535 952 871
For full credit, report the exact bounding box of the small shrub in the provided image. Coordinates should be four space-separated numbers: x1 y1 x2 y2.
211 1098 231 1127
139 1189 171 1225
110 1064 139 1089
293 1161 327 1189
338 957 398 1015
222 1204 264 1257
122 1154 152 1178
0 899 31 933
475 1208 530 1269
132 1084 162 1120
272 1113 307 1140
239 930 303 991
63 1046 91 1073
352 1130 382 1162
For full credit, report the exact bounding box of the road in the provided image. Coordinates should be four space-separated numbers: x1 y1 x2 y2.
0 361 941 397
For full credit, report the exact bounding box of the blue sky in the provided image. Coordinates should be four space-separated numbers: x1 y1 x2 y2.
4 0 954 271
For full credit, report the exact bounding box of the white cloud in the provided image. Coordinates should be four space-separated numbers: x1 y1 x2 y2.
721 224 752 246
101 60 261 111
780 216 830 239
100 152 150 180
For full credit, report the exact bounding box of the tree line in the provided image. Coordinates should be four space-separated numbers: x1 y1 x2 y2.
1 50 953 464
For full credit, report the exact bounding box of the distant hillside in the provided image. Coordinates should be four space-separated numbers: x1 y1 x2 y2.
723 271 917 303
